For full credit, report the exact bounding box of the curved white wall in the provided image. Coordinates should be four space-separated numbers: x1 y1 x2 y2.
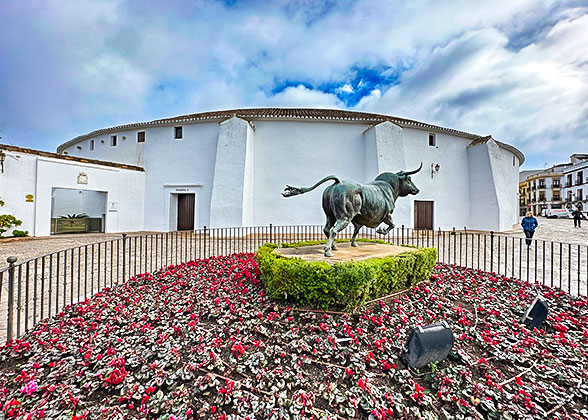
59 116 521 232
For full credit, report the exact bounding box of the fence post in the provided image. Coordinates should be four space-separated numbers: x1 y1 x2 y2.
7 256 17 341
269 223 273 244
490 231 495 273
401 225 405 244
203 226 207 258
121 234 127 282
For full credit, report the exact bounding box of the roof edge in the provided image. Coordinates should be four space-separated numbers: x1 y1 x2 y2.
0 144 145 172
55 108 524 164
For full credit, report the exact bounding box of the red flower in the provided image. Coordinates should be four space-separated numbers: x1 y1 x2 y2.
553 323 568 333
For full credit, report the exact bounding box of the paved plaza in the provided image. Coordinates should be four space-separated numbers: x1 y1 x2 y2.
1 217 587 268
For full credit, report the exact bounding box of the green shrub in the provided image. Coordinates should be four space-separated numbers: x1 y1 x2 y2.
256 240 437 311
12 230 29 237
0 214 22 237
0 197 23 237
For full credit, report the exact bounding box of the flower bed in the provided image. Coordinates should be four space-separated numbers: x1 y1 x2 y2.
0 254 588 419
257 241 437 310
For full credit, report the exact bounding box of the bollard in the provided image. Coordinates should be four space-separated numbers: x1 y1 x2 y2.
7 256 17 341
203 226 207 258
490 231 495 273
122 233 127 281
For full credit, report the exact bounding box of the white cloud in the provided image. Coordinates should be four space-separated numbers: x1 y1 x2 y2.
256 85 344 108
336 83 354 94
0 0 586 167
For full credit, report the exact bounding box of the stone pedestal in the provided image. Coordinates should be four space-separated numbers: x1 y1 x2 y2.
275 242 418 263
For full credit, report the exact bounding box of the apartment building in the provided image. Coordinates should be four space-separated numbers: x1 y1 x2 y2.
562 154 588 211
519 166 565 216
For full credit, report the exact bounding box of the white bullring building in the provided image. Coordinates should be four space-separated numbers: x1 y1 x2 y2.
1 108 523 236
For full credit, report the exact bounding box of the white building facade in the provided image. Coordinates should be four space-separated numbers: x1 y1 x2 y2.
0 145 145 236
2 109 524 236
562 154 588 209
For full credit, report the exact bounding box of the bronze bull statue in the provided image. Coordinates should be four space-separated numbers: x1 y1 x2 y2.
282 163 422 257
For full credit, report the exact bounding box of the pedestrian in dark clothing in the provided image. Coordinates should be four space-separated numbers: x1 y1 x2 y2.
573 209 582 228
521 211 538 247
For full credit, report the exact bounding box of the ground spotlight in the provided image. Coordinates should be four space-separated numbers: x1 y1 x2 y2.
521 294 548 330
401 322 455 369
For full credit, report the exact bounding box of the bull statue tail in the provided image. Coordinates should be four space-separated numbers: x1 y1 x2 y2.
282 175 340 198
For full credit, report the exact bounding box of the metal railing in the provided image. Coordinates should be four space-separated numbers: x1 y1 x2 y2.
1 225 587 341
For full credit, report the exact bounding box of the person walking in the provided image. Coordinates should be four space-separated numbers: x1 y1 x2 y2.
572 208 582 228
521 211 538 247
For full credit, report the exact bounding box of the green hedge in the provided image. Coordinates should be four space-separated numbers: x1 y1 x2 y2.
256 240 437 311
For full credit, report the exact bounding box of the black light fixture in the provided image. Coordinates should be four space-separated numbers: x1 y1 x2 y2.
0 150 5 173
521 294 548 330
401 322 455 369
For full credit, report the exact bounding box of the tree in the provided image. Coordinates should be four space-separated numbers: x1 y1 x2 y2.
0 197 22 236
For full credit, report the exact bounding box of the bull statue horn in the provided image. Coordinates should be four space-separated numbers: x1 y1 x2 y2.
397 162 423 177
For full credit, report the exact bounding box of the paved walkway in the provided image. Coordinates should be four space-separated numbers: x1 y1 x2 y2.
502 217 588 245
0 231 155 268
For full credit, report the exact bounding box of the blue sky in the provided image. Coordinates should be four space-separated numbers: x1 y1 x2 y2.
1 0 587 169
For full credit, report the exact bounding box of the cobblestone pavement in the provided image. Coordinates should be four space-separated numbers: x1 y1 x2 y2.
0 218 585 268
502 216 588 245
0 232 155 268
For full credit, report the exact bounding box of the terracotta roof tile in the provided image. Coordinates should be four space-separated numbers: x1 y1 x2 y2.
56 108 524 164
0 144 144 172
467 135 492 147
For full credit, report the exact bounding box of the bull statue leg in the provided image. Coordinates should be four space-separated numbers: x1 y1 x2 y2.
350 222 362 247
376 214 395 235
324 219 350 257
322 217 338 250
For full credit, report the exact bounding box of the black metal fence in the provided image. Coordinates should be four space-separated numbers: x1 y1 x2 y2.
1 225 587 341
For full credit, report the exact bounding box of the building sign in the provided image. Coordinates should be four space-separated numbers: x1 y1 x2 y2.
108 201 118 212
77 172 88 184
25 194 34 202
175 188 189 192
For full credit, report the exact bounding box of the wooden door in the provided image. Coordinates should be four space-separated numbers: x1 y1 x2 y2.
414 201 433 230
177 194 195 230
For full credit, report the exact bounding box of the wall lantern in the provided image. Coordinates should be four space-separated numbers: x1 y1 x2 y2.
401 322 454 369
0 150 5 173
521 294 548 330
431 163 440 178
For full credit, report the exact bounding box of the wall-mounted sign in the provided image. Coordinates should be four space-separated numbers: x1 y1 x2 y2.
77 172 88 184
175 188 189 192
25 194 34 202
108 201 118 212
